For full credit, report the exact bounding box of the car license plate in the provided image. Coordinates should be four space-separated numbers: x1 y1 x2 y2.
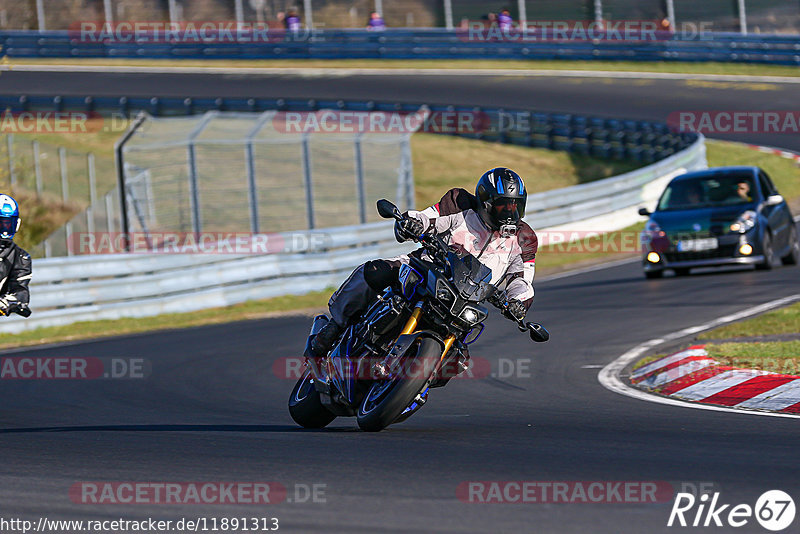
677 238 718 252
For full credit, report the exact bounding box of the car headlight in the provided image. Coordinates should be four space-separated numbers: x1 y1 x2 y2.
730 210 757 233
459 306 487 326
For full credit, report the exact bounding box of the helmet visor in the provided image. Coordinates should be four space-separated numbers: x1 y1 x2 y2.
0 216 18 239
491 198 524 224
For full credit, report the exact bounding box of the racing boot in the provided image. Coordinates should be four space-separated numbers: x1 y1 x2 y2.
310 320 343 359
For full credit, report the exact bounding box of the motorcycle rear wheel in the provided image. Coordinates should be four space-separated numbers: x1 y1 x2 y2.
288 369 337 429
356 337 441 432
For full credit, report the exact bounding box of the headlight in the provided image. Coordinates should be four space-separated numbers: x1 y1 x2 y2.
730 210 757 233
459 306 487 326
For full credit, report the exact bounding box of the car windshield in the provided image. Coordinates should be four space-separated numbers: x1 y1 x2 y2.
657 173 757 211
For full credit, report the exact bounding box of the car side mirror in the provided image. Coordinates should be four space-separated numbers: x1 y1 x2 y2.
766 194 784 206
638 207 651 216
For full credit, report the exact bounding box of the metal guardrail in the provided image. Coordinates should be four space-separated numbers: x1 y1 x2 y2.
0 134 706 333
1 29 799 64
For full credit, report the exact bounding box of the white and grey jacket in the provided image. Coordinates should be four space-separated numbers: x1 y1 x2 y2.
400 188 538 310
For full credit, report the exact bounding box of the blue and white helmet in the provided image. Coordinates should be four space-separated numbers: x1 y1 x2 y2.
0 194 21 240
475 167 527 233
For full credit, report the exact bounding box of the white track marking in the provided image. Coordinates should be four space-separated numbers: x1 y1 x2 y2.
630 348 708 379
2 64 800 84
598 293 800 419
671 369 771 401
735 379 800 411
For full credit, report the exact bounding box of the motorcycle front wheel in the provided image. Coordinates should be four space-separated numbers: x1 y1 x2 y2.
356 337 441 432
288 369 337 429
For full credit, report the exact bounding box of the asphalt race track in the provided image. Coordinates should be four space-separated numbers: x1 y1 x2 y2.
1 68 800 150
0 70 799 532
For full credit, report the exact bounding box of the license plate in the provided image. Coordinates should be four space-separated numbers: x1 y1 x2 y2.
677 238 718 252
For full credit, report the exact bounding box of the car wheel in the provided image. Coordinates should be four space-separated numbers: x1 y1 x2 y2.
673 268 691 277
756 232 775 271
781 226 800 266
645 270 663 279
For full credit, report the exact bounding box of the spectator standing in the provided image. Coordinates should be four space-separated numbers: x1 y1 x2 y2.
367 12 386 31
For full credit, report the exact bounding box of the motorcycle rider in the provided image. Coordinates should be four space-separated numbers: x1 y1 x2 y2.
311 167 537 358
0 194 31 317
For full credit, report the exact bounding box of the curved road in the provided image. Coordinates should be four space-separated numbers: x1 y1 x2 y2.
0 70 799 533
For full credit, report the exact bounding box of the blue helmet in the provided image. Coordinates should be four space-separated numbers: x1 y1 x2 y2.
475 167 527 233
0 194 20 241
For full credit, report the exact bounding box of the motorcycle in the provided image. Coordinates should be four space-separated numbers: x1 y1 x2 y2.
288 199 549 431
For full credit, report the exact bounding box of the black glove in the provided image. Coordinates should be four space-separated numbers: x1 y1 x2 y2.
502 299 527 322
394 217 424 242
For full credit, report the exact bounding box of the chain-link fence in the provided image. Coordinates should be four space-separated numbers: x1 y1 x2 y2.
0 134 119 257
115 110 416 244
3 0 798 34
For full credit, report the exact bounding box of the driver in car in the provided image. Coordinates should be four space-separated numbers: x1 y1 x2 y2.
311 167 538 358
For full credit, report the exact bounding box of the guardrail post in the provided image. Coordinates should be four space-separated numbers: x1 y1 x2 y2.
737 0 747 34
593 0 603 24
304 0 313 29
6 134 15 188
115 112 147 251
354 134 366 225
235 0 244 25
244 111 271 234
105 192 114 233
36 0 46 31
301 134 315 230
87 152 97 234
103 0 113 25
245 142 259 234
443 0 454 30
58 147 69 203
186 141 201 235
32 141 42 196
666 0 676 32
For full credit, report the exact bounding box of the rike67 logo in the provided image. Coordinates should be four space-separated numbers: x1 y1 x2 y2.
668 490 795 531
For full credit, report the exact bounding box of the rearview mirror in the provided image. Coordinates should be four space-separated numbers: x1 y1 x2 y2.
527 322 549 343
766 194 784 206
376 199 400 220
638 207 651 217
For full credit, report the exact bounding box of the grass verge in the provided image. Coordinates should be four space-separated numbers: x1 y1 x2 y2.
8 58 800 78
633 300 800 376
412 133 638 207
706 341 800 375
701 302 800 339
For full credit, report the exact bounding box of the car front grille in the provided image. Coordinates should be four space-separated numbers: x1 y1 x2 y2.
664 244 738 263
